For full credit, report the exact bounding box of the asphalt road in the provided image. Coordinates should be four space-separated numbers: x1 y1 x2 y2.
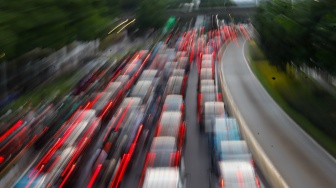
221 38 336 188
184 62 215 188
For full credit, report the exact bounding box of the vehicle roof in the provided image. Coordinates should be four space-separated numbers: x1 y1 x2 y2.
115 75 130 85
219 153 252 162
218 161 258 188
214 118 240 132
171 69 185 77
202 54 213 61
200 79 215 87
201 92 216 105
151 137 177 152
201 85 216 94
147 150 178 167
165 95 183 104
105 82 122 93
72 110 96 122
158 112 182 137
143 167 181 188
119 97 142 109
201 60 212 68
200 68 213 80
204 102 225 115
164 95 184 112
140 70 159 81
220 141 249 155
166 76 184 95
123 63 140 75
130 81 153 98
178 57 188 64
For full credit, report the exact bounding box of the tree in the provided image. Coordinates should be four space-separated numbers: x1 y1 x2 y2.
136 0 170 29
254 0 336 74
0 0 118 60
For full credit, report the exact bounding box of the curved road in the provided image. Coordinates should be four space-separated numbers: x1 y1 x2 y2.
221 38 336 188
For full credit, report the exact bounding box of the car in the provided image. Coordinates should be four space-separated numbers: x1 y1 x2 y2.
156 112 185 149
163 61 177 80
200 68 213 80
219 140 252 162
171 69 185 77
177 57 189 73
139 70 160 81
141 167 186 188
162 95 184 114
203 102 225 133
218 161 260 188
114 75 130 86
130 81 154 105
163 76 186 100
144 136 180 169
151 54 168 70
199 79 215 91
213 118 241 144
108 97 142 131
201 60 213 69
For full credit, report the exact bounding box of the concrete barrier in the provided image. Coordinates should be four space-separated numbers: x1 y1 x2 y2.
217 42 289 188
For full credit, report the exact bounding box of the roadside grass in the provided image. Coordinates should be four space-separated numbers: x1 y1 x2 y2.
246 40 336 157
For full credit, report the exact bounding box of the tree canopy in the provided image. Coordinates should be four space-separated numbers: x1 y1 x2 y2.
254 0 336 74
0 0 118 60
135 0 171 30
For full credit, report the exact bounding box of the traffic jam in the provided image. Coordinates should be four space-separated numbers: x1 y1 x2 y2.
1 20 259 188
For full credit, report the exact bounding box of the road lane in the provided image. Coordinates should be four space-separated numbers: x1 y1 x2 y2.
221 38 336 188
184 62 215 188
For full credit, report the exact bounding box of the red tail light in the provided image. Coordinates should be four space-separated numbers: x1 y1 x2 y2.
180 103 185 115
59 164 76 188
0 120 23 142
175 151 180 166
110 154 130 188
220 178 225 188
0 156 4 164
155 123 161 137
88 164 102 188
256 176 261 188
100 101 113 118
217 94 222 102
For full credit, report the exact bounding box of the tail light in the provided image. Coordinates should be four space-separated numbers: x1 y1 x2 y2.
256 176 261 188
180 103 185 115
217 94 222 102
170 151 180 167
220 178 225 188
155 124 161 137
88 164 102 188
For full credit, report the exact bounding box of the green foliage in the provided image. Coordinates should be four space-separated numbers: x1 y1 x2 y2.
136 0 170 29
248 41 336 156
0 0 118 60
255 0 336 74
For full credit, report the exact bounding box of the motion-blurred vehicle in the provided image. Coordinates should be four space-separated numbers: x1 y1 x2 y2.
218 161 260 188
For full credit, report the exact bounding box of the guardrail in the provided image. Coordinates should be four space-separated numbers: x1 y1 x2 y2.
217 42 289 188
